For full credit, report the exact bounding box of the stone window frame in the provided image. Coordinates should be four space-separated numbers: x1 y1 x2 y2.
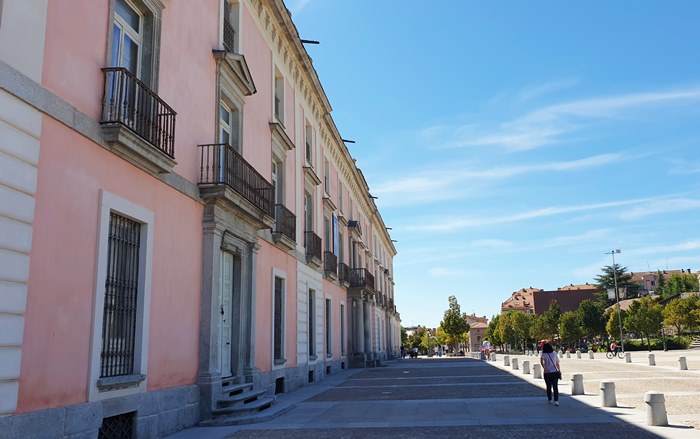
88 190 154 402
271 268 287 368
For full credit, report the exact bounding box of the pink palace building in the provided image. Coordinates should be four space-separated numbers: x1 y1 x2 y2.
0 0 400 437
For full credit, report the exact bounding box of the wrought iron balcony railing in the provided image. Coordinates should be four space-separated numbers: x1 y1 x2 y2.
223 17 236 52
324 251 337 275
304 231 322 261
349 268 374 290
198 143 274 217
101 67 176 158
274 204 296 243
338 263 350 284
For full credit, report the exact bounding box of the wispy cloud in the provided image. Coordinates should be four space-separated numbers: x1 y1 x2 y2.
438 86 700 152
374 153 623 206
405 197 659 233
288 0 312 16
669 158 700 175
515 79 580 104
618 198 700 220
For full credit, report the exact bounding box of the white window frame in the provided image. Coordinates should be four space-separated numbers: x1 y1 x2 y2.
88 190 153 402
274 68 285 125
113 0 143 76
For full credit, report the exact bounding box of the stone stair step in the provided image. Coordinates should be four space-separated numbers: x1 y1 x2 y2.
211 396 275 418
217 388 267 407
221 382 253 397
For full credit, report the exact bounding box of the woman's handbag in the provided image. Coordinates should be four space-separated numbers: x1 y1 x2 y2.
557 371 562 380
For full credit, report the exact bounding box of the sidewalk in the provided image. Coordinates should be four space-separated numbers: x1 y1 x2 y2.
166 351 700 438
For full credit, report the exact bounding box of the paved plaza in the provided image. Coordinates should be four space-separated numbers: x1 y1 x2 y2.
168 349 700 439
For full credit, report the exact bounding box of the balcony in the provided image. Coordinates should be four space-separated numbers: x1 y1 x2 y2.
324 251 337 279
304 231 322 268
272 204 296 250
223 17 236 53
349 268 374 291
198 143 274 228
338 263 350 287
100 67 176 173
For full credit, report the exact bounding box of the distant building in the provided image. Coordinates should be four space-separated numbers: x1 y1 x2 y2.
501 284 597 315
468 322 488 353
630 269 697 296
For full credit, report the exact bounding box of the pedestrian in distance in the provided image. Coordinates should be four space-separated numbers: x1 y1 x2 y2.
481 338 490 360
400 345 406 359
540 342 561 406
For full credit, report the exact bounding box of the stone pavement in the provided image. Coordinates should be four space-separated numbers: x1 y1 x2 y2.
166 350 700 439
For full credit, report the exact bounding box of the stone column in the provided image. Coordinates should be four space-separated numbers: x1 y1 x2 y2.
363 299 371 355
244 241 261 385
197 215 225 420
355 298 365 353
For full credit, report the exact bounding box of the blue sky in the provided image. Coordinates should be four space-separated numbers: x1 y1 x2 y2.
289 1 700 328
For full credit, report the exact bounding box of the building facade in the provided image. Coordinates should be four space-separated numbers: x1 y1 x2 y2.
0 1 399 437
501 284 597 315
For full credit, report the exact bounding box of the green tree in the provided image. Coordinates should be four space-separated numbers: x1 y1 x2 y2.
658 273 699 299
542 301 561 341
401 326 408 346
530 314 550 343
510 311 534 351
605 307 626 340
663 295 700 334
496 311 517 350
624 297 663 350
559 311 584 347
439 296 469 350
576 300 607 339
594 264 643 304
485 315 503 350
655 270 665 294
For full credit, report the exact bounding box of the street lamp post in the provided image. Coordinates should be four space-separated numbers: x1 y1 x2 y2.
606 249 625 353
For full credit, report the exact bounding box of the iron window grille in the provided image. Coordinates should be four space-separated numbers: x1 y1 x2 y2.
100 212 141 378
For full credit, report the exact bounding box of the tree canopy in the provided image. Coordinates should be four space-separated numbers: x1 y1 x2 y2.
594 263 643 304
624 296 663 350
663 295 700 334
657 273 699 299
439 295 469 348
576 299 607 339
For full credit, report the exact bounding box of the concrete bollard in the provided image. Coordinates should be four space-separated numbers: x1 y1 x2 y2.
648 353 655 366
576 350 581 359
566 351 571 359
625 352 632 363
522 360 530 374
588 351 594 359
512 358 519 370
571 373 584 395
645 392 668 426
600 380 617 407
504 355 510 366
533 364 542 379
490 352 496 362
679 356 688 370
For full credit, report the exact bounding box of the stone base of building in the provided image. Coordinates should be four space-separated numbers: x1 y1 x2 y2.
257 357 349 397
0 385 199 439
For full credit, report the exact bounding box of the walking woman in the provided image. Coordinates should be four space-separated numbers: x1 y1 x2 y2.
540 342 561 406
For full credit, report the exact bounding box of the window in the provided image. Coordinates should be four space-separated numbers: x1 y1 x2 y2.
109 0 162 87
338 180 343 213
340 303 346 356
338 231 344 264
325 299 332 357
304 191 313 232
219 99 241 151
89 190 153 401
323 216 331 252
222 0 240 53
308 289 315 357
273 275 285 361
112 0 142 76
274 70 284 125
323 158 330 194
271 160 284 204
101 212 141 378
305 121 313 165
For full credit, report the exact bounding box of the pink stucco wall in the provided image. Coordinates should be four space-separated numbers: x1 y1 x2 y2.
41 0 218 184
19 101 202 412
254 241 298 371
